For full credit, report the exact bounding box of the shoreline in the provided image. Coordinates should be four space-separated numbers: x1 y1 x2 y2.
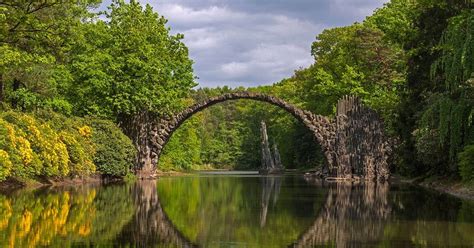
396 175 474 201
2 171 474 201
0 174 124 193
415 179 474 201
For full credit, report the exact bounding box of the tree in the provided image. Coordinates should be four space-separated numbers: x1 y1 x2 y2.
64 0 196 172
67 0 195 118
0 0 100 111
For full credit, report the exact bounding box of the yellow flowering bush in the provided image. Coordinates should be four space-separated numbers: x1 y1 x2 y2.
78 125 92 138
0 118 39 178
33 111 96 175
3 113 70 177
60 132 96 175
0 150 12 180
0 110 133 181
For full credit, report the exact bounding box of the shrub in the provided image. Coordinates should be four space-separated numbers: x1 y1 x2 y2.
0 110 135 181
86 118 136 176
459 145 474 183
35 111 96 176
413 128 446 170
0 150 12 181
0 118 39 178
2 112 70 177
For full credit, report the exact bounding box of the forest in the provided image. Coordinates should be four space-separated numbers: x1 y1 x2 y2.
0 0 473 184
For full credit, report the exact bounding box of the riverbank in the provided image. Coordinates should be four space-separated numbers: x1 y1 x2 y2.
0 170 194 191
0 174 128 192
395 175 474 201
414 177 474 201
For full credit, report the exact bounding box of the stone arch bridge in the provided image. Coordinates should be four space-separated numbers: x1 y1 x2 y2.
135 92 390 180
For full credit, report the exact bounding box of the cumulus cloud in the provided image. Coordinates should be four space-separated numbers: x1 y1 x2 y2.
100 0 388 87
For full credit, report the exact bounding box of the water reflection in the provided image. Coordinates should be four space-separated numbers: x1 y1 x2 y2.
295 178 474 247
156 176 320 247
117 180 196 247
0 176 472 247
293 180 391 247
0 185 135 247
260 176 282 227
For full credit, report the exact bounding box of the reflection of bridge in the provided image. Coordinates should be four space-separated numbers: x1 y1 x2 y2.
126 179 391 247
134 93 390 181
118 180 197 247
290 179 391 247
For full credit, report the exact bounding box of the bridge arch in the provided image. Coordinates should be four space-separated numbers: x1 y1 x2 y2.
148 92 335 168
140 92 389 181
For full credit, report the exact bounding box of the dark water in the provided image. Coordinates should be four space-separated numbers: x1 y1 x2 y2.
0 174 473 247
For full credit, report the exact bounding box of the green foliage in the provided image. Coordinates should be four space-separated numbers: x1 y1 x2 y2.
67 0 195 118
160 116 202 170
86 118 136 176
0 0 472 183
432 9 474 92
413 128 446 169
0 0 100 110
309 23 406 123
411 7 474 175
459 145 474 182
365 0 417 45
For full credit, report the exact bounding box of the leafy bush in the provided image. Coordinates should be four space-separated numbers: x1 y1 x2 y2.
413 128 446 170
0 150 12 181
2 112 70 177
0 111 136 181
459 145 474 183
86 119 136 177
35 111 96 176
0 117 40 178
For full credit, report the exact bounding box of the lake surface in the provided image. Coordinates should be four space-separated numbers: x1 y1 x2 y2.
0 173 473 247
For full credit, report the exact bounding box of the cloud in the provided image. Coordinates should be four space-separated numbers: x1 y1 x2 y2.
221 62 249 77
100 0 388 87
158 4 247 26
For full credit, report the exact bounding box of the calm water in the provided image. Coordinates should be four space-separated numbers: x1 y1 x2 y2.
0 173 473 247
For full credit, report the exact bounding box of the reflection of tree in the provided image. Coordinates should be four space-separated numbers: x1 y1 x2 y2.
2 178 472 247
156 176 317 247
118 180 197 247
0 185 134 247
260 176 282 227
292 180 391 247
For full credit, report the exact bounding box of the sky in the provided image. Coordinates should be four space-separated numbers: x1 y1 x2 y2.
100 0 388 88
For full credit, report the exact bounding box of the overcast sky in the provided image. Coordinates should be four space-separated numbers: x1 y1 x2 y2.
101 0 388 88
